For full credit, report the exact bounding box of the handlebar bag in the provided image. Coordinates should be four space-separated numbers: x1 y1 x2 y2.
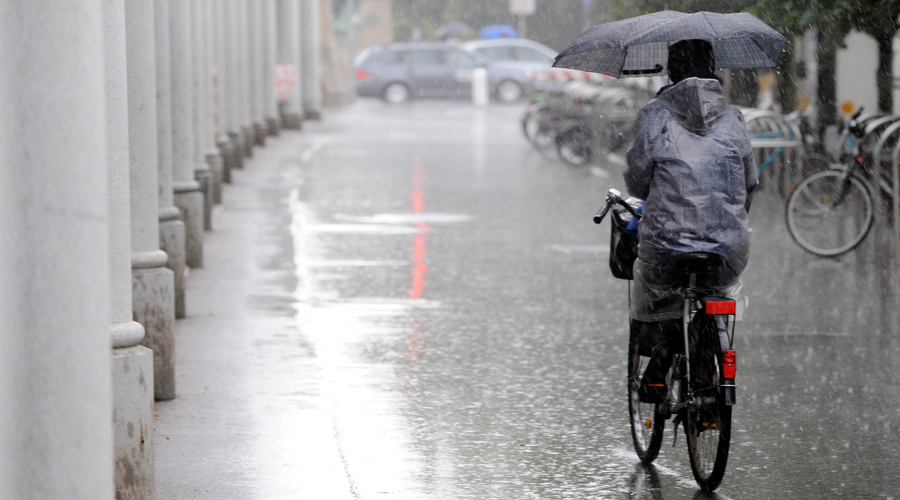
610 207 639 280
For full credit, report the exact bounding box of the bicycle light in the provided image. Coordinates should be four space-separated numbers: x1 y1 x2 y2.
705 300 736 315
723 350 736 379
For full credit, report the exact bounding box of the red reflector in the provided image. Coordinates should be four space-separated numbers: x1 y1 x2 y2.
723 350 736 379
355 69 371 80
706 300 736 315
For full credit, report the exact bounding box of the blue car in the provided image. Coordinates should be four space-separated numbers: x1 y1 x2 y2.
354 42 536 104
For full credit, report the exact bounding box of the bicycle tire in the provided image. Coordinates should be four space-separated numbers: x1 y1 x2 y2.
785 169 875 257
627 320 665 464
683 314 731 492
557 127 592 166
522 107 559 153
778 151 832 200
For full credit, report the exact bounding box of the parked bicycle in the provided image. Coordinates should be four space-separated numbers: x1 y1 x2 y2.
786 108 876 257
594 188 738 492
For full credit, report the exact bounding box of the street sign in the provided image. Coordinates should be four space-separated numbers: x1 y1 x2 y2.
510 0 535 16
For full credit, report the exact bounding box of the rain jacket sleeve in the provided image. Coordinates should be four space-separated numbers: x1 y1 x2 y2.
624 103 666 200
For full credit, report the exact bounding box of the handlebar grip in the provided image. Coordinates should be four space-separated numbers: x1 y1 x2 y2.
593 204 611 224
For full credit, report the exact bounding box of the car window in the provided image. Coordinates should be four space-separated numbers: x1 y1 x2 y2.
447 51 479 69
515 47 554 64
477 46 515 61
404 50 445 65
375 50 404 65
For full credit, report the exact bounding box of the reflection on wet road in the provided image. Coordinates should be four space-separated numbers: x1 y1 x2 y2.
288 99 900 499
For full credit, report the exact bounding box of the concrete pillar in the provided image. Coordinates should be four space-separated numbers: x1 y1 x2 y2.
301 0 323 119
128 0 177 402
213 0 237 185
171 0 204 269
263 0 281 134
278 0 303 128
238 0 255 157
201 0 225 211
156 0 188 320
0 2 114 498
226 0 247 167
104 0 156 497
192 0 216 230
248 0 267 145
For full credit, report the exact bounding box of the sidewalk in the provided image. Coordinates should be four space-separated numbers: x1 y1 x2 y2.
154 127 353 499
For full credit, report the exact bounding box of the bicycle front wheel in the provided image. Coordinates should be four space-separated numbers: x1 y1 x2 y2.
628 320 665 464
684 315 731 492
785 169 875 257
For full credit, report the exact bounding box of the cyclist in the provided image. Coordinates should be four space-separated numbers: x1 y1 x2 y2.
623 40 758 403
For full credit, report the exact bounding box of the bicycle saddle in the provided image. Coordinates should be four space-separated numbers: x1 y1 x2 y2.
673 252 724 276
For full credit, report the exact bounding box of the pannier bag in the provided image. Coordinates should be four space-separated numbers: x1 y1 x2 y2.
609 197 642 280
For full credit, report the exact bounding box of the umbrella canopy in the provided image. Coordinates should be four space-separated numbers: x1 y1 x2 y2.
553 11 787 78
480 24 518 39
434 22 472 40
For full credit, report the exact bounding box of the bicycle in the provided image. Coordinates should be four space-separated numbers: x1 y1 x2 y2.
594 189 738 492
786 108 876 257
747 110 831 200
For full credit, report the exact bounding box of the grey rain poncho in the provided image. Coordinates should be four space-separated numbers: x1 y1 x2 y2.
624 77 757 322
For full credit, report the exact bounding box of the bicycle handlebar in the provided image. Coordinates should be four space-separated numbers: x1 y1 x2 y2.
593 188 642 224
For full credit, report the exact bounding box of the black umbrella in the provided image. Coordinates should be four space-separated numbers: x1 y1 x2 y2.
553 11 787 78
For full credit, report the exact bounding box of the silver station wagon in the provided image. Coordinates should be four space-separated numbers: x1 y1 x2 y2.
354 42 540 104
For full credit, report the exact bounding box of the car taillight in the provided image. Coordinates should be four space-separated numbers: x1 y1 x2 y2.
705 300 736 315
355 69 371 80
723 350 736 379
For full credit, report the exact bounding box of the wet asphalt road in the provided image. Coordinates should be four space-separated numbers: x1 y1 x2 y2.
283 99 900 499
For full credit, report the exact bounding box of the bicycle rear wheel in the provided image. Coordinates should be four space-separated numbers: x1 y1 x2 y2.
785 169 875 257
557 127 592 166
628 320 665 464
684 314 731 492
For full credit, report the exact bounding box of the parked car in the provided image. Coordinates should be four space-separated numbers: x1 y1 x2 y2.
354 42 540 104
462 39 558 101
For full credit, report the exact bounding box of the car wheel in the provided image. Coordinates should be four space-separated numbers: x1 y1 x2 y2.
495 80 523 103
383 82 410 104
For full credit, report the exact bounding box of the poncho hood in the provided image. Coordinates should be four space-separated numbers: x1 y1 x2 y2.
656 77 728 136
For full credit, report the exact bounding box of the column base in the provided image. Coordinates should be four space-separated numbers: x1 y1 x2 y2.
132 264 176 400
241 124 254 158
206 150 224 205
174 183 204 268
265 115 280 136
194 167 214 230
218 138 234 181
227 131 244 169
304 108 322 121
253 120 266 146
281 112 302 130
113 345 155 499
159 212 186 319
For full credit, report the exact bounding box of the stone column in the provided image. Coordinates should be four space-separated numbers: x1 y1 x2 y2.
278 0 303 128
214 0 237 184
263 0 281 134
248 0 266 145
202 0 225 209
156 0 188 320
104 0 156 498
192 0 216 229
171 0 204 269
301 0 322 119
128 0 177 402
238 0 255 157
226 0 247 167
0 2 114 498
